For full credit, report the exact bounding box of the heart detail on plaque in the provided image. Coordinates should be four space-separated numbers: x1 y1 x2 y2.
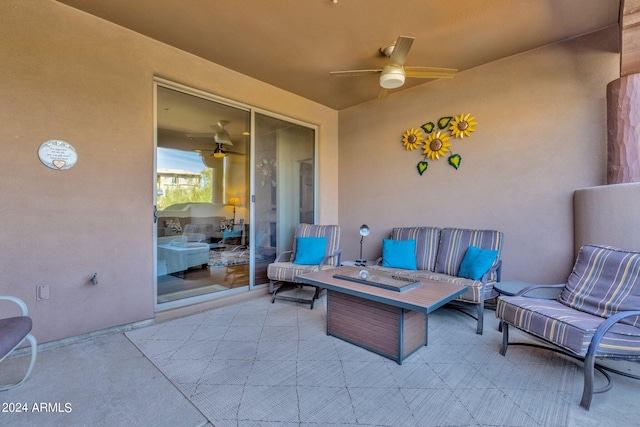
52 160 66 169
416 161 428 175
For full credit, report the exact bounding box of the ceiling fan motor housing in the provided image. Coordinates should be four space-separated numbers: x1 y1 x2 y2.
379 65 405 89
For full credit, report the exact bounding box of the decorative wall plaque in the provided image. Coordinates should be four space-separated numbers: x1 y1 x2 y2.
38 140 77 170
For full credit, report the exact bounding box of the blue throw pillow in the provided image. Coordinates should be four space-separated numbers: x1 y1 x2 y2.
458 246 499 280
293 237 327 265
223 229 242 239
382 239 417 270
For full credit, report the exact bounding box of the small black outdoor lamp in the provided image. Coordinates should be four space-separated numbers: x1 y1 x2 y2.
356 224 370 266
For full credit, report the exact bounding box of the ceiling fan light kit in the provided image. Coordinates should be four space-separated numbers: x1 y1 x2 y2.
379 65 405 89
213 144 225 158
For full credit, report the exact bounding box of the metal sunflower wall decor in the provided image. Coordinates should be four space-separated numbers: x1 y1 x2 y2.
401 113 477 175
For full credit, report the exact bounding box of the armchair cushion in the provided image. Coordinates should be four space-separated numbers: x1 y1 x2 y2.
559 245 640 328
382 239 417 270
293 237 327 265
0 317 32 358
497 295 640 357
458 246 499 280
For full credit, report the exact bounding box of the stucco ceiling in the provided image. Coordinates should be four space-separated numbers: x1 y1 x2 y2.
55 0 620 110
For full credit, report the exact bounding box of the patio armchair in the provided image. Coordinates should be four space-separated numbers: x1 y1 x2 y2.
267 224 342 309
496 244 640 410
0 296 37 391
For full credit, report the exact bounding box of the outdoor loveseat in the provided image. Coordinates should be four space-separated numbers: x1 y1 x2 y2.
368 226 504 334
496 244 640 410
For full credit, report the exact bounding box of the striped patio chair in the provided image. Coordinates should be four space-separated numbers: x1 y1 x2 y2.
267 224 342 309
496 244 640 410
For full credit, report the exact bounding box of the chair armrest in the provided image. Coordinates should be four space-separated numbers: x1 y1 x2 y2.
320 248 343 267
274 250 293 262
517 284 564 299
0 296 29 316
481 260 502 284
587 310 640 356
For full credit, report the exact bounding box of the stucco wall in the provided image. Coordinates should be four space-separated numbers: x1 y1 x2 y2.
574 182 640 254
338 28 619 284
0 0 338 343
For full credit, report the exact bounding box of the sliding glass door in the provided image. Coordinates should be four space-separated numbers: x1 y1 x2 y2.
155 84 250 305
253 113 316 274
154 80 316 308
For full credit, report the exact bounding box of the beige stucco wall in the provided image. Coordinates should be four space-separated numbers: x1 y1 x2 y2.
339 28 619 284
574 182 640 254
0 0 338 343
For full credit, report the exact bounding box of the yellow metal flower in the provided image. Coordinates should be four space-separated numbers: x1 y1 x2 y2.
449 113 477 139
423 131 451 160
402 128 424 151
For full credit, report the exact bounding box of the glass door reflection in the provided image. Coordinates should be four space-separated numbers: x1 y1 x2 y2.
155 85 250 305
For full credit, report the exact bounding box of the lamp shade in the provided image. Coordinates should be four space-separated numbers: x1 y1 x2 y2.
359 224 370 237
228 197 240 206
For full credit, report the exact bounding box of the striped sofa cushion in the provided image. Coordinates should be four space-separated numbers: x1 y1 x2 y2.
559 245 640 328
391 227 441 271
290 224 341 267
435 228 503 280
497 296 640 357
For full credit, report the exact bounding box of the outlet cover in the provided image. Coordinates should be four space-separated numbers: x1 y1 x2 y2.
37 285 50 300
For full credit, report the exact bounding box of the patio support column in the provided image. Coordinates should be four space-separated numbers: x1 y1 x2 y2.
607 74 640 184
607 0 640 184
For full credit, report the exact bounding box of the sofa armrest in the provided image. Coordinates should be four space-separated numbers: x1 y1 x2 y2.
517 283 564 299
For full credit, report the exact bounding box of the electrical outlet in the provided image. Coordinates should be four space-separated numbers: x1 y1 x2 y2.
36 285 50 300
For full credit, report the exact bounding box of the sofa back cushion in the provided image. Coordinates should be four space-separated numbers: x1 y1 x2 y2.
435 228 503 280
559 244 640 327
391 227 441 271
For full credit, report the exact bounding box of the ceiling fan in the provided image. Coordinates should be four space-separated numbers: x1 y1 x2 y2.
330 35 457 99
186 120 238 158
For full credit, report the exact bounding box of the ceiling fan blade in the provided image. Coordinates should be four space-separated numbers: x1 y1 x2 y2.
388 36 414 66
330 69 382 76
378 88 389 100
186 132 215 139
404 66 457 79
186 132 234 145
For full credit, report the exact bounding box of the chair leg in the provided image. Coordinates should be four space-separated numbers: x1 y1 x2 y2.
499 322 509 356
580 352 596 410
475 301 484 335
0 333 37 392
309 286 321 310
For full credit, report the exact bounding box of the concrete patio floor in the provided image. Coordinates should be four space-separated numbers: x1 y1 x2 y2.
1 293 639 427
